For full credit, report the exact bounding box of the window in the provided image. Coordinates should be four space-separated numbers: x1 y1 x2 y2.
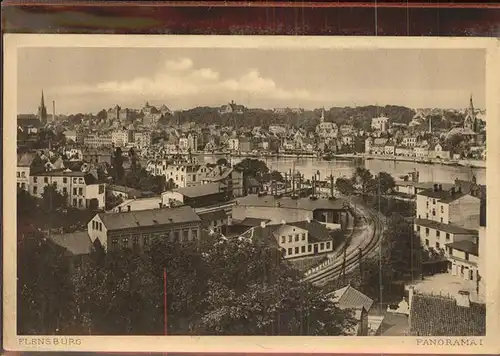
288 248 292 255
17 183 20 188
295 234 299 242
433 199 436 205
73 188 77 195
181 176 184 182
446 233 450 241
63 178 67 184
73 198 77 206
33 177 38 183
426 201 429 207
193 174 196 181
99 185 104 194
16 172 20 178
99 223 102 231
441 206 444 213
440 217 443 223
183 230 189 241
143 236 150 247
436 242 440 249
112 238 118 248
308 245 312 252
295 247 299 254
436 231 440 238
326 242 331 249
301 233 306 241
301 246 305 253
320 243 325 250
79 178 84 183
426 213 429 219
425 228 429 235
121 238 128 248
133 236 140 248
432 209 436 216
425 239 429 246
73 178 77 183
78 188 83 195
21 172 26 178
92 221 96 230
418 215 421 219
465 252 469 261
288 235 292 243
281 236 286 244
44 177 48 183
192 229 198 240
417 226 421 232
33 186 37 194
79 199 83 207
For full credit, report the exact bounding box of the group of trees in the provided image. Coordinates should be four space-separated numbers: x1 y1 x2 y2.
335 167 396 197
234 158 283 184
343 213 422 304
18 233 357 336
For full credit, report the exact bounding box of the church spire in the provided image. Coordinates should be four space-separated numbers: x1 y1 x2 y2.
41 90 45 107
38 89 48 125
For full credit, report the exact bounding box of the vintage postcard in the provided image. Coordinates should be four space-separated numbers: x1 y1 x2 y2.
3 34 500 353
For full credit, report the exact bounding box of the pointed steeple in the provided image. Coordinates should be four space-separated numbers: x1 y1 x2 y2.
37 90 48 125
40 90 45 107
469 94 474 112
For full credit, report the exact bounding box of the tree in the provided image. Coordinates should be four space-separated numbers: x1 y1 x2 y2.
373 171 396 195
234 158 270 182
17 232 74 334
112 147 125 183
41 183 67 212
216 158 229 166
335 177 355 195
352 167 374 196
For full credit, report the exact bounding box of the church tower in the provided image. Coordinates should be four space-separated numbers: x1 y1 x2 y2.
37 90 48 125
464 94 477 132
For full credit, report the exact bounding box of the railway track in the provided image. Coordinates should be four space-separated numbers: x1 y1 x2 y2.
303 197 386 286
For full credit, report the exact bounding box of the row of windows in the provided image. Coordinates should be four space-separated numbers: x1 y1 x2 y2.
417 226 451 240
17 172 26 178
92 220 103 231
285 242 331 256
110 229 199 248
281 233 306 244
32 176 84 184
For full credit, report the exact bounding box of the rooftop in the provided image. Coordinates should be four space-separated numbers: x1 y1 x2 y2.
236 194 346 211
198 209 228 222
236 217 271 227
110 196 162 213
409 293 485 336
327 284 374 312
49 231 93 256
174 182 226 198
417 187 473 203
446 240 478 255
98 205 201 231
414 218 478 235
288 220 333 243
17 152 37 167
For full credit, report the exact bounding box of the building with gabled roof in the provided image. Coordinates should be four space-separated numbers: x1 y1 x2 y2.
87 205 201 251
408 288 485 336
239 219 334 259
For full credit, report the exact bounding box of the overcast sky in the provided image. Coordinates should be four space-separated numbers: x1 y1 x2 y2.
18 47 485 114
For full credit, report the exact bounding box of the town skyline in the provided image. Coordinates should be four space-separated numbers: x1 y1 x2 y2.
18 47 486 114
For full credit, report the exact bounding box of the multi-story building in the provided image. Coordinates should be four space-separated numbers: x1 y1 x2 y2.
316 111 338 139
17 152 37 191
187 132 198 152
111 129 130 147
87 205 201 252
227 137 239 151
402 136 418 147
201 166 244 197
84 133 113 148
268 125 287 136
29 170 105 209
134 131 152 149
64 130 85 144
414 184 480 253
371 116 390 132
164 161 201 188
82 148 113 165
239 219 334 259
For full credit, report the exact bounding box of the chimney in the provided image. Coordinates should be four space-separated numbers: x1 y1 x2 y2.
52 100 56 122
456 290 471 308
438 184 443 191
433 184 438 192
260 221 266 228
127 205 131 212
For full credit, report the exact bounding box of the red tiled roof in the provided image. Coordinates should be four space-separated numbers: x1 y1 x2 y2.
409 294 485 336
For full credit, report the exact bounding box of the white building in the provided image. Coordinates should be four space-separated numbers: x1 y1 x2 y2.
29 170 105 209
371 116 390 132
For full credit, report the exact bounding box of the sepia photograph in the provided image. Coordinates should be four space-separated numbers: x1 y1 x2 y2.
3 35 499 353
